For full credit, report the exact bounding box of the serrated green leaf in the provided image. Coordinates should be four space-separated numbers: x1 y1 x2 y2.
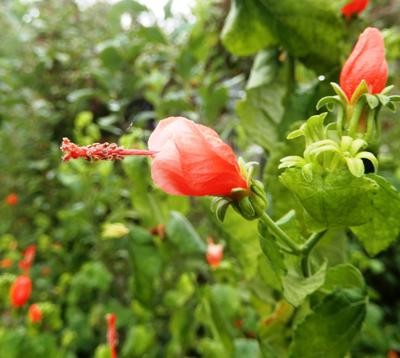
289 289 367 358
280 168 379 227
321 263 365 293
282 262 327 307
247 49 280 90
237 86 285 151
351 174 400 256
221 0 277 56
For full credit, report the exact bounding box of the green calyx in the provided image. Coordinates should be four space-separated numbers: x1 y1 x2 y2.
211 159 268 222
280 113 378 181
316 82 400 145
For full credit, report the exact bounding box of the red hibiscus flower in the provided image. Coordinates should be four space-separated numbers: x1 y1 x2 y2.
106 313 117 358
10 275 32 307
61 117 248 197
206 238 223 268
19 244 36 274
5 193 18 206
340 27 388 102
28 304 42 323
341 0 369 18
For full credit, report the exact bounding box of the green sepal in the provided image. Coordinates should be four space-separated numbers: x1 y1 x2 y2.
316 95 342 111
350 80 369 104
330 82 348 103
364 94 379 109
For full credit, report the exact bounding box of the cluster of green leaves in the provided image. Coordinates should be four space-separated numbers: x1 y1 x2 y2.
0 0 400 357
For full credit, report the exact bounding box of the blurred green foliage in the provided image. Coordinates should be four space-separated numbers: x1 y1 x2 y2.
0 0 399 357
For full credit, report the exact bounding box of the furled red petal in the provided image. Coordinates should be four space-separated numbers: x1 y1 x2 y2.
339 27 388 101
341 0 369 18
149 117 248 196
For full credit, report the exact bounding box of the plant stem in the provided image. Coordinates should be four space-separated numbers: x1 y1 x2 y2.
259 212 302 254
300 230 327 277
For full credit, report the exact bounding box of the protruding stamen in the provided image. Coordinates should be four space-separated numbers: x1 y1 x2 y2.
60 138 157 161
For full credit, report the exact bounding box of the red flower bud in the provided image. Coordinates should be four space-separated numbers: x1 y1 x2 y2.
61 117 248 197
28 304 42 323
10 275 32 307
206 238 223 268
19 244 36 274
0 258 13 269
340 27 388 101
341 0 368 18
5 193 18 206
106 313 117 358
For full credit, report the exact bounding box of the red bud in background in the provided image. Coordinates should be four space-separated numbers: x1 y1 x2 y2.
206 238 223 268
341 0 369 18
340 27 388 102
28 304 42 323
10 275 32 307
0 258 13 269
106 313 117 358
19 244 36 274
5 193 18 206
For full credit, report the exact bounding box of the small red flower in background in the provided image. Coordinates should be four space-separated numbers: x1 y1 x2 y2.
150 224 166 240
19 244 36 274
106 313 118 358
61 117 248 197
5 193 18 206
0 258 13 269
10 275 32 307
341 0 369 18
340 27 388 101
388 351 399 358
206 238 223 268
28 304 42 323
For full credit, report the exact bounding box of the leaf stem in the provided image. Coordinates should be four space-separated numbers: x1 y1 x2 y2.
300 230 327 277
259 212 302 254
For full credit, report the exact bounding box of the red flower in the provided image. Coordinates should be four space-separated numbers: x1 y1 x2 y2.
61 117 248 197
340 27 388 101
106 313 117 358
206 238 223 268
5 193 18 206
10 275 32 307
341 0 369 18
28 304 42 323
19 244 36 274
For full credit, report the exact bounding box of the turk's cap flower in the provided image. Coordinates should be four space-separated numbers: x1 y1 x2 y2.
5 193 18 206
19 244 36 274
10 275 32 307
341 0 369 18
340 27 388 102
206 238 223 268
106 313 118 358
28 303 42 323
61 117 248 198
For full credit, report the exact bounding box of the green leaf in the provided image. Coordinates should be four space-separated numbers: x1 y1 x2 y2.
282 262 327 307
221 0 277 56
246 50 280 90
321 263 365 293
234 339 262 358
351 174 400 256
289 289 367 358
237 85 285 151
280 168 379 227
166 211 206 255
258 220 287 292
260 0 346 71
220 210 263 278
